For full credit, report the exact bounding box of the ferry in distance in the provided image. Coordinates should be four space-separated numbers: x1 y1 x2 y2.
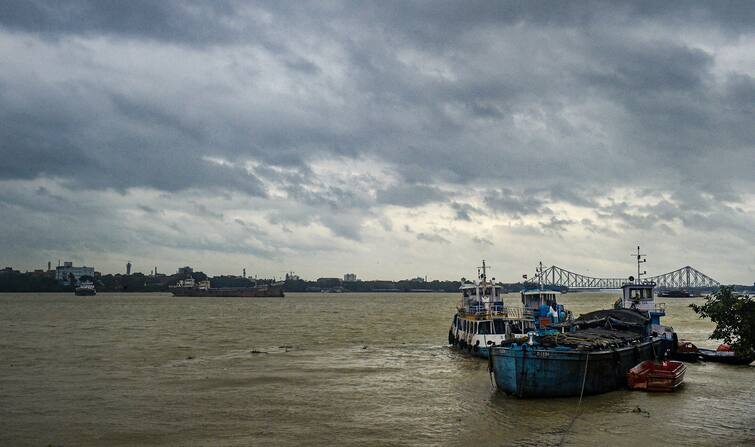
74 281 97 296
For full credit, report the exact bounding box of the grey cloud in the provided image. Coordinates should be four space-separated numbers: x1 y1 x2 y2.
450 202 483 221
541 217 575 233
0 2 753 280
472 236 493 246
484 189 548 217
376 184 448 207
416 233 450 244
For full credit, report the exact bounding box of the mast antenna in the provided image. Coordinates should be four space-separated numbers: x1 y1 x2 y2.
632 245 647 284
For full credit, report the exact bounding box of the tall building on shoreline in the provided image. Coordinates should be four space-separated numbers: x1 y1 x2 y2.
55 261 95 285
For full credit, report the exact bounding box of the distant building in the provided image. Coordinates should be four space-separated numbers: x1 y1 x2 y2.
411 276 427 283
177 266 194 276
55 261 95 284
343 273 357 282
316 277 342 288
286 272 300 281
126 261 132 275
0 267 20 275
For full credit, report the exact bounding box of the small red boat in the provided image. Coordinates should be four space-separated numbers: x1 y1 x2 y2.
627 360 686 392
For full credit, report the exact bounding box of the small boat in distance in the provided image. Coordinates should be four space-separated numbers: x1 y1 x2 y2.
74 281 97 296
657 289 693 298
170 277 284 298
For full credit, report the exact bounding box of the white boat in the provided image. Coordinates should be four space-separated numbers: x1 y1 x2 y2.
448 261 538 358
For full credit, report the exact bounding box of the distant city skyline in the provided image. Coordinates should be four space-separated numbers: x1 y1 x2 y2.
0 2 753 283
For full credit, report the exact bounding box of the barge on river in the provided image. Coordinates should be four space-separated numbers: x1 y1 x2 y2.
170 278 284 298
490 248 677 398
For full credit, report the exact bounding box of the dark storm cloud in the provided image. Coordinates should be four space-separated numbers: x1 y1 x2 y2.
0 0 241 44
2 0 752 200
0 1 753 275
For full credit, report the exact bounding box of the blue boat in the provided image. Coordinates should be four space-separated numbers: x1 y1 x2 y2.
490 249 677 398
490 328 663 398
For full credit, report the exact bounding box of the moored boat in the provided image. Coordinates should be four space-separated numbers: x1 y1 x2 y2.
490 248 678 398
489 316 663 397
448 261 571 358
627 359 686 392
698 345 754 365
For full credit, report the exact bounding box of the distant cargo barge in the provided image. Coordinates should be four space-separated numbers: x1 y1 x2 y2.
170 278 284 298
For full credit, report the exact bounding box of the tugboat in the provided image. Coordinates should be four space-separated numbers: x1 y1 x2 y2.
489 248 673 398
448 261 571 358
74 281 97 296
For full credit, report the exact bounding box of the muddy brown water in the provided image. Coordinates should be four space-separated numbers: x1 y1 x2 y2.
1 292 752 446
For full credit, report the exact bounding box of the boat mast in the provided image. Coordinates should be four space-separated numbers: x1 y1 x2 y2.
633 246 646 284
479 260 490 314
538 261 544 291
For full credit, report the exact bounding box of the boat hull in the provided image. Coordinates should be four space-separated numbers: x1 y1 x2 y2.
490 338 662 398
171 284 284 298
74 289 96 296
698 349 754 365
627 360 686 392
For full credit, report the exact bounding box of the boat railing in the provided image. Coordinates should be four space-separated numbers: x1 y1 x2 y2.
458 305 534 320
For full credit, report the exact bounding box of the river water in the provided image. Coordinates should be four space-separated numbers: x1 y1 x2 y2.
0 292 752 446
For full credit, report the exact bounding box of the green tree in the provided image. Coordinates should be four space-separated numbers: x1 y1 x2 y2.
690 286 755 355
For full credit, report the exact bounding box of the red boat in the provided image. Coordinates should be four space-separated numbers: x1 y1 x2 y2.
627 360 687 392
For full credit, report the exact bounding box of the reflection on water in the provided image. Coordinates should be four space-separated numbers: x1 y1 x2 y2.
0 292 752 446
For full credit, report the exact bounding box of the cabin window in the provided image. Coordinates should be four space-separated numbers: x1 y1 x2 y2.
478 321 491 334
523 294 540 308
630 288 652 300
493 319 506 334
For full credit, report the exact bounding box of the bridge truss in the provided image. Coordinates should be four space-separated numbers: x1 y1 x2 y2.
532 265 720 290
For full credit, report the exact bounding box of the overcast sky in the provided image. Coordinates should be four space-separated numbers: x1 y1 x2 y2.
0 1 753 283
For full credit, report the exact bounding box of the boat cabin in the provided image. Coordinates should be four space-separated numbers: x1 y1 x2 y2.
521 289 559 310
619 282 658 312
459 282 504 314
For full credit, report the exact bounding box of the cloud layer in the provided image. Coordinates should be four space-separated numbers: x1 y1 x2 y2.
1 1 753 282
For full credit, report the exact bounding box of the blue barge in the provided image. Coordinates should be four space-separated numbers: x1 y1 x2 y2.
490 250 677 398
490 330 662 397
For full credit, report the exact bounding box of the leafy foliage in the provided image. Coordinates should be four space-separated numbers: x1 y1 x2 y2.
690 286 755 355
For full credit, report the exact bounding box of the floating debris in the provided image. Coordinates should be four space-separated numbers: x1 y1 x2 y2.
186 356 194 360
631 407 651 417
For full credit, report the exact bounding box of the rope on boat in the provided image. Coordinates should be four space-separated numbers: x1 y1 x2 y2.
578 352 590 406
558 352 590 446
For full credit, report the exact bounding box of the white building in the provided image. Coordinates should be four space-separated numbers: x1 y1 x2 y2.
55 261 95 284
